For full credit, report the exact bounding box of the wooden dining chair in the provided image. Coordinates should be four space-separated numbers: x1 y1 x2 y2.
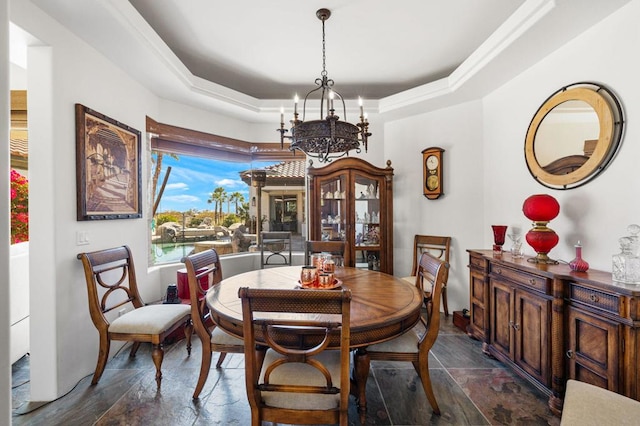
182 248 244 399
368 251 449 415
305 240 346 266
401 235 451 316
77 245 192 388
239 287 352 426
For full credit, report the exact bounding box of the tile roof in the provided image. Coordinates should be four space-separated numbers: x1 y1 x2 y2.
264 160 306 178
10 134 28 158
239 160 307 186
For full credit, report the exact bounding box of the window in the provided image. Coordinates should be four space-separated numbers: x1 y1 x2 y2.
148 118 305 265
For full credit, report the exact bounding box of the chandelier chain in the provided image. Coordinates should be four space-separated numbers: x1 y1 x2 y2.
321 18 327 78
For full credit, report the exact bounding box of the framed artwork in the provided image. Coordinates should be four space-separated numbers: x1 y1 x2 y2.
75 104 142 220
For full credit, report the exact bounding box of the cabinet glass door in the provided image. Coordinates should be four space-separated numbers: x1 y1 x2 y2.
353 173 381 270
319 175 346 242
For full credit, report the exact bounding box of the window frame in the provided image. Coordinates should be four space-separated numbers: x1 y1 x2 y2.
146 116 302 266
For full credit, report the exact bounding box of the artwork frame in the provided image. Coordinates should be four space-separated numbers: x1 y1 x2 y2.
75 104 142 221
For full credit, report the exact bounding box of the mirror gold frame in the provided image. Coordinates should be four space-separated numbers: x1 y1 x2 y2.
525 82 624 189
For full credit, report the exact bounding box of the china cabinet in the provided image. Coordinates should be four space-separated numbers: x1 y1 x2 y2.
468 249 640 415
308 158 393 274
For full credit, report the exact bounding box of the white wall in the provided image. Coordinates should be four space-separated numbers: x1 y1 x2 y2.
384 0 640 313
10 242 29 364
1 1 12 423
11 0 161 400
482 0 640 271
385 100 485 313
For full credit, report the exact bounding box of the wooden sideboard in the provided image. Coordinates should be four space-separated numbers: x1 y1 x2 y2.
468 249 640 415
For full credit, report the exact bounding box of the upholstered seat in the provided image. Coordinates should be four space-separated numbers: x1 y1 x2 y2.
560 379 640 425
239 287 352 426
401 235 451 316
368 251 449 416
77 245 192 388
182 248 244 399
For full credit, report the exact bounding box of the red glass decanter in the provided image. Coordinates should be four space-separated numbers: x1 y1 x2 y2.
569 241 589 272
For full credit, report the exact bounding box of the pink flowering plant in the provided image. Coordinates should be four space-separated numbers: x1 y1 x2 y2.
10 169 29 244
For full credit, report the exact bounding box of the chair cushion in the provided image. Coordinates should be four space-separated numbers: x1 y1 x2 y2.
259 349 342 410
561 380 640 425
401 275 415 284
367 327 420 353
210 326 244 346
109 304 190 335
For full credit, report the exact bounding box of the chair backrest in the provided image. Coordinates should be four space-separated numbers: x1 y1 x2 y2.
415 251 449 349
239 287 352 425
305 240 346 266
261 231 293 268
77 245 143 333
182 249 223 338
410 235 451 277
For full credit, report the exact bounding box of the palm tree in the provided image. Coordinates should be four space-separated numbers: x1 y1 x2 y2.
229 192 245 214
237 201 250 225
150 151 179 209
207 187 226 224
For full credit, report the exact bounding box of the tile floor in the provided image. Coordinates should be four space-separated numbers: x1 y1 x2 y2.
11 315 560 425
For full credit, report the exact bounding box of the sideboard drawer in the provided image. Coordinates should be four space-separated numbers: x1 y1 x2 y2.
469 254 487 270
490 264 550 294
569 283 620 315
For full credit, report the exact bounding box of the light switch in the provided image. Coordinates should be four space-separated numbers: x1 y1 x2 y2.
76 231 90 246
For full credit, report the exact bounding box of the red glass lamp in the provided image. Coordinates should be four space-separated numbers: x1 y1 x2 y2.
523 194 560 264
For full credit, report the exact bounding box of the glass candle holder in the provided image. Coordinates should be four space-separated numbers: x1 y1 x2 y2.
492 225 508 256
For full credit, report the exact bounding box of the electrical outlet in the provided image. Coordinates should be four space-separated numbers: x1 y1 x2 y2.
118 308 126 317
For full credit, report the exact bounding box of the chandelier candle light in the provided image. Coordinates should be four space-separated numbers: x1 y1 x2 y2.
278 8 371 163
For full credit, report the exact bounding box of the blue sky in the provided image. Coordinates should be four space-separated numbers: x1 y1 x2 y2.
154 153 275 213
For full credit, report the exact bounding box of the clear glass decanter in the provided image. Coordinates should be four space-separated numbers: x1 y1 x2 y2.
613 236 640 284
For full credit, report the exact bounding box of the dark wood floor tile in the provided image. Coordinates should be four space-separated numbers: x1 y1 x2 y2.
350 370 391 425
373 367 489 425
371 350 444 370
431 335 504 369
448 368 559 426
13 369 145 426
194 367 252 425
438 315 466 336
11 318 556 426
11 356 30 411
93 368 204 426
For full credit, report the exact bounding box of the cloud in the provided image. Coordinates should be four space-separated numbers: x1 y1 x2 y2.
165 182 189 191
216 178 243 187
163 194 200 203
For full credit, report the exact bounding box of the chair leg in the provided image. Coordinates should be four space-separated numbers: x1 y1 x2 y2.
215 352 228 368
442 286 449 317
413 359 440 415
129 342 141 357
92 333 110 385
184 320 193 356
152 343 164 387
193 345 212 399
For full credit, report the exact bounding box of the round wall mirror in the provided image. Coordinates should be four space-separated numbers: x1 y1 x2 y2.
525 82 624 189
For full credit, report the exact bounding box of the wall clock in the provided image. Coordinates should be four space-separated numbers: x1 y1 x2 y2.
422 147 444 199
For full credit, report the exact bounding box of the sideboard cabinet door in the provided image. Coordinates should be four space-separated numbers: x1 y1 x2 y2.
566 305 621 392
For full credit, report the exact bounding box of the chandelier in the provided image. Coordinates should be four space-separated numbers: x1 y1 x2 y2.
278 8 371 163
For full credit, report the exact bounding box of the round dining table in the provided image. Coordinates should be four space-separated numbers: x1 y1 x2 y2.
206 265 423 416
